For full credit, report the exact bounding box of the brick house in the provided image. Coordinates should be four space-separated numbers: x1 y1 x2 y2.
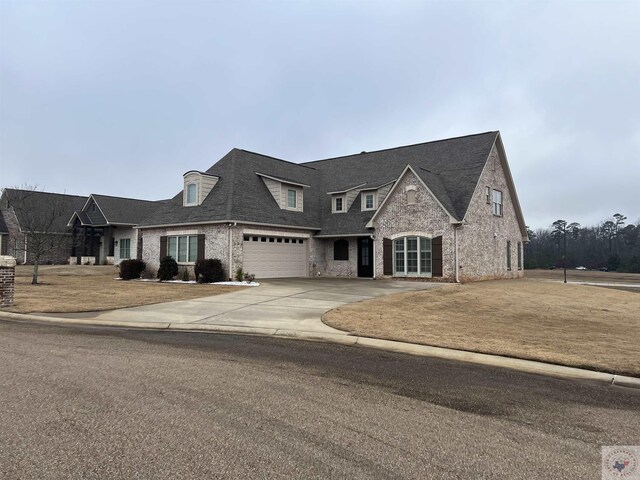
137 131 528 282
67 194 166 265
0 189 87 264
0 188 165 265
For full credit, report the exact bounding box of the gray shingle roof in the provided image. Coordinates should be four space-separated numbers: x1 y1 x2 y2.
138 132 501 236
0 210 8 234
2 189 88 233
90 194 167 225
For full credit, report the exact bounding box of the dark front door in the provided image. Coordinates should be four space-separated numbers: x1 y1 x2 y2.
357 237 374 278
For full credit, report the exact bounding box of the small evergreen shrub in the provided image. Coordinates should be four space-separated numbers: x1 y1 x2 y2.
243 272 256 283
181 268 190 282
195 258 225 283
157 256 179 281
119 259 146 280
235 267 244 282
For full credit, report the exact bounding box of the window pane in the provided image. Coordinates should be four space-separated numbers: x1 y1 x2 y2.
119 238 131 259
168 237 177 259
420 237 431 274
188 236 198 262
394 239 404 274
335 197 343 211
365 194 374 209
406 237 418 273
187 184 197 204
288 190 296 208
178 236 187 262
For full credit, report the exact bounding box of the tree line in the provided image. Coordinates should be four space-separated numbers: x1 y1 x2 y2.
525 213 640 273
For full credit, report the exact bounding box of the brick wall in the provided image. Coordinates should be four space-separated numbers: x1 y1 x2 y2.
373 169 456 280
457 143 526 281
0 256 16 307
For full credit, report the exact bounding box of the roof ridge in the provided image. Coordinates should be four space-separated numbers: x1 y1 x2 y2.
300 131 499 165
237 148 317 170
4 188 88 199
90 193 163 202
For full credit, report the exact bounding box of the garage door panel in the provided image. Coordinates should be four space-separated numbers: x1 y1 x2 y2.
243 237 308 278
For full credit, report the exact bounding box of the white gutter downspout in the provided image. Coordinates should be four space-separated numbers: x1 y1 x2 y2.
454 224 461 283
228 223 235 281
24 237 28 264
371 234 376 279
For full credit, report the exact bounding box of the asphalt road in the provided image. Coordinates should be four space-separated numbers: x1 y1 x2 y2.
1 321 638 479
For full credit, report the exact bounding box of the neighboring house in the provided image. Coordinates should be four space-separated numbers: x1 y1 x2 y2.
67 194 166 265
137 131 528 282
0 189 88 264
0 210 9 255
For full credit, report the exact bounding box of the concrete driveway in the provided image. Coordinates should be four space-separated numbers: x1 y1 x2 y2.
51 278 441 334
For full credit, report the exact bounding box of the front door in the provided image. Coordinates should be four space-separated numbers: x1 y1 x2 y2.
357 237 374 278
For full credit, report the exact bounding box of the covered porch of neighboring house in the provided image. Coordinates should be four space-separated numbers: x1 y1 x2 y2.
69 220 106 265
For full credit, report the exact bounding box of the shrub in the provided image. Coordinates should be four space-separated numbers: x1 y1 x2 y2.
119 259 146 280
181 268 190 282
235 267 244 282
157 256 178 281
243 272 256 283
195 258 225 283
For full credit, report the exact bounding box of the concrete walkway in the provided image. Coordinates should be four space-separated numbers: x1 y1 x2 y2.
46 278 441 334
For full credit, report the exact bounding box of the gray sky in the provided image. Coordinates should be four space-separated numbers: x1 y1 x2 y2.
1 0 638 230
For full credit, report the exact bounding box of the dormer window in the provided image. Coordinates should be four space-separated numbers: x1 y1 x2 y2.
287 189 297 209
183 170 219 207
333 195 346 213
361 191 377 211
186 183 198 205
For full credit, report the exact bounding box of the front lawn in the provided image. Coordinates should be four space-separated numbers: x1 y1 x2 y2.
323 278 640 376
6 265 243 314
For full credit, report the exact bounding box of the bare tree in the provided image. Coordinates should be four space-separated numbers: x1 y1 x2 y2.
6 186 77 284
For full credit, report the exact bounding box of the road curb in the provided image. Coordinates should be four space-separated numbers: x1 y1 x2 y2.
1 310 638 389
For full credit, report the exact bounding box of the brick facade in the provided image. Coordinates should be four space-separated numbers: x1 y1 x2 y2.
373 169 456 280
457 144 525 281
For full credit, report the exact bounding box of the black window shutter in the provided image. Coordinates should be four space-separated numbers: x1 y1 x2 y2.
197 234 205 261
159 236 167 260
333 239 349 261
383 238 392 275
432 236 443 277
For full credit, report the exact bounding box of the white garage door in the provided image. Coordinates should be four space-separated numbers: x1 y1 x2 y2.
243 235 308 279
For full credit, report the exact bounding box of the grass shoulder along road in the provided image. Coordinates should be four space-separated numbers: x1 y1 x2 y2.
7 265 243 314
323 277 640 377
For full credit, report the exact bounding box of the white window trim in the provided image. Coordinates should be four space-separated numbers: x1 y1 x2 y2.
392 236 432 277
492 189 503 217
287 189 297 209
167 234 198 264
361 191 377 212
332 194 347 214
119 238 131 259
185 182 198 206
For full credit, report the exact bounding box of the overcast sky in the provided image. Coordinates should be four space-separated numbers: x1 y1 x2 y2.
1 0 638 229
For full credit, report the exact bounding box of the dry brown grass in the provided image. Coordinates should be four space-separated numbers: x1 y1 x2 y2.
7 265 243 314
324 278 640 376
525 268 640 284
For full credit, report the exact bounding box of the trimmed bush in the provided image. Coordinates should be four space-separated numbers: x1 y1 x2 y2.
157 256 179 281
195 258 225 283
235 267 244 282
119 259 146 280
